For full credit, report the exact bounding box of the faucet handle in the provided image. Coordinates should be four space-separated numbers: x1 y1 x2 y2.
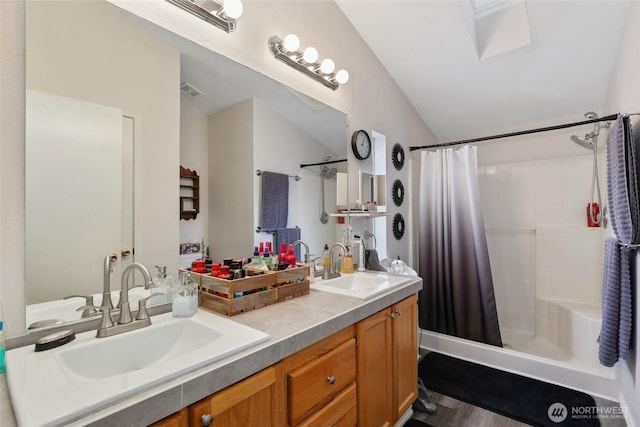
136 293 165 321
74 304 102 318
65 295 100 318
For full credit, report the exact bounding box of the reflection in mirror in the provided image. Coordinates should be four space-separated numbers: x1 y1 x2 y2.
359 171 386 210
24 0 347 330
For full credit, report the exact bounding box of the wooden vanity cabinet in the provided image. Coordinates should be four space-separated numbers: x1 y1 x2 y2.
356 295 417 427
151 408 188 427
274 326 357 427
188 367 277 427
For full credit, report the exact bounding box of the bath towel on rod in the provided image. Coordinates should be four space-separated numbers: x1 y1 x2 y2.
598 238 633 367
275 228 302 261
261 171 289 231
606 115 640 244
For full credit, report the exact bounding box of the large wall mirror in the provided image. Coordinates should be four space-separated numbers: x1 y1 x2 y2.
24 0 347 331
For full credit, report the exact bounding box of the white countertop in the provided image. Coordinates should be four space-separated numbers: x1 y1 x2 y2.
1 276 422 427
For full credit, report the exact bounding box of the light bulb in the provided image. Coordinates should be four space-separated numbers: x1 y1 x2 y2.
336 69 349 84
303 47 318 63
223 0 243 19
283 34 300 52
320 58 335 74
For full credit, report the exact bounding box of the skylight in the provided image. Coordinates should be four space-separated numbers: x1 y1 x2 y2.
461 0 532 60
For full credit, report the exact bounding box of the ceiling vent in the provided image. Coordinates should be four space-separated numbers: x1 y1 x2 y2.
180 82 205 98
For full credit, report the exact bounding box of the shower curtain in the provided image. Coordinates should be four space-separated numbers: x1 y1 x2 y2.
418 146 503 347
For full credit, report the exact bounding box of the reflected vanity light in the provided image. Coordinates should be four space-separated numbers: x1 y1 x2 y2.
268 35 349 90
167 0 243 33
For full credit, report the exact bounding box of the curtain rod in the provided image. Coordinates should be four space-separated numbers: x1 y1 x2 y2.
300 158 347 168
409 114 620 152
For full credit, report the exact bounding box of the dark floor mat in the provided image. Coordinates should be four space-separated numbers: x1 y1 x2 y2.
419 352 600 427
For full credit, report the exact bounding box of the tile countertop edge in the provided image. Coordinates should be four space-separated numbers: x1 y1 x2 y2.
1 277 422 427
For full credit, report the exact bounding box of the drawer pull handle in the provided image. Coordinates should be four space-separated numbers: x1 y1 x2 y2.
201 414 214 427
389 312 395 319
327 376 336 385
396 309 402 316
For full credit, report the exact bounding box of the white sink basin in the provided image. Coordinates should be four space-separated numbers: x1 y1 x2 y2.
6 310 269 427
311 271 411 300
58 318 223 381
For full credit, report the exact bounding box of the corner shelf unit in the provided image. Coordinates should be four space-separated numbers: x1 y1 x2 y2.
180 166 199 220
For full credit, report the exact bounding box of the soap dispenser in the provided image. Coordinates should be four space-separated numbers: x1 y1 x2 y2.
173 270 198 318
353 235 365 272
153 265 173 304
340 248 354 274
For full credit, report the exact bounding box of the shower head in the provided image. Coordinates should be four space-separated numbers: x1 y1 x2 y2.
571 135 594 150
322 165 337 179
571 111 601 149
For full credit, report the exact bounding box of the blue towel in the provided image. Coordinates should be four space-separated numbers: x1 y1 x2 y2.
607 115 639 244
261 171 289 231
275 228 302 261
598 238 633 367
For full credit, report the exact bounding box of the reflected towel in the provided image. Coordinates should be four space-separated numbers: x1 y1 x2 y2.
275 228 301 261
598 238 633 367
261 171 289 231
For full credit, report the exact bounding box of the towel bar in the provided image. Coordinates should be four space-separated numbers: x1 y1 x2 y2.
256 169 301 181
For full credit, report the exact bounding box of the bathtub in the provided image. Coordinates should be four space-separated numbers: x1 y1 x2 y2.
419 298 618 399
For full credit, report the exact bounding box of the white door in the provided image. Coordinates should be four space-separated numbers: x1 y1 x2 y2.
26 90 124 304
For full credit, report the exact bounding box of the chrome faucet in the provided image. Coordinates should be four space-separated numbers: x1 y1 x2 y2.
324 242 347 280
293 239 310 264
96 262 156 338
102 253 117 310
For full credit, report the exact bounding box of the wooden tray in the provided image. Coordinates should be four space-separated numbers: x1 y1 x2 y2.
195 264 310 316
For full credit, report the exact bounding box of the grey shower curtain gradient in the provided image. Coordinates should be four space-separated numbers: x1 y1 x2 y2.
418 146 503 347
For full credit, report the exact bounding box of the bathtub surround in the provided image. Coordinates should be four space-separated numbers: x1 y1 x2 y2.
418 146 502 347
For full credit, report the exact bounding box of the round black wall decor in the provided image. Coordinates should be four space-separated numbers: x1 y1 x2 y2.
392 179 404 207
391 143 405 170
392 213 405 240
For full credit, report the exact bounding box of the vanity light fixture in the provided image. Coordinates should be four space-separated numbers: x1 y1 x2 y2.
268 35 349 90
167 0 243 33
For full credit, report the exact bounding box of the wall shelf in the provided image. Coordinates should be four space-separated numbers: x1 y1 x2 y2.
330 212 387 218
180 166 199 220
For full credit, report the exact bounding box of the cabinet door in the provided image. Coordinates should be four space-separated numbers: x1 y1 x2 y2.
189 367 276 427
150 408 188 427
356 308 394 427
392 295 418 420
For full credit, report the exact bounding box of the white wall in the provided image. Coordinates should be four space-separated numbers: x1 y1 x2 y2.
605 1 640 424
208 99 255 260
180 103 209 255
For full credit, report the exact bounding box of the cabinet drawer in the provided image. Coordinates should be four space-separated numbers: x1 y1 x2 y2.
287 338 356 425
298 382 356 427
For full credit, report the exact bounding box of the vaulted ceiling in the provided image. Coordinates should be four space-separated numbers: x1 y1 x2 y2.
336 0 630 142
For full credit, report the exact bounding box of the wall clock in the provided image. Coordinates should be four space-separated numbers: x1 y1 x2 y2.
392 179 404 207
351 129 372 160
391 143 405 170
392 213 405 240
